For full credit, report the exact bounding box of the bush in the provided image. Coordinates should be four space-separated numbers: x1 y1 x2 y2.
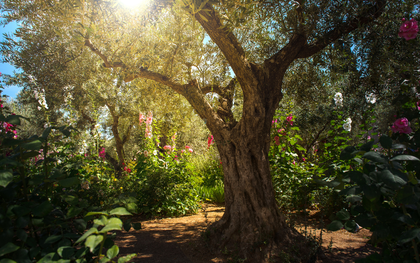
0 108 136 262
134 149 200 217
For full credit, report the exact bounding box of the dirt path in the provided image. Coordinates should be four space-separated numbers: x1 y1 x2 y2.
114 204 379 262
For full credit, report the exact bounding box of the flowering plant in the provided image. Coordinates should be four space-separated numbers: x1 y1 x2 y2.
398 18 418 40
391 117 413 134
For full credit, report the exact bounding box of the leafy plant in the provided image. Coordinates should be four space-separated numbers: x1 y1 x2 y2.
327 135 420 263
0 104 137 262
134 148 200 217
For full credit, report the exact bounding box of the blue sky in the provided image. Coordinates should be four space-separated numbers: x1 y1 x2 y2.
0 21 22 99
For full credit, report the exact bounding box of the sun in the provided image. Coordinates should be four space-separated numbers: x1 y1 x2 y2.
119 0 149 8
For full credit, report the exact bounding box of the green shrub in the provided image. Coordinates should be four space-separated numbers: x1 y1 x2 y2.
0 108 136 262
186 147 224 187
327 135 420 262
134 149 200 217
196 181 225 203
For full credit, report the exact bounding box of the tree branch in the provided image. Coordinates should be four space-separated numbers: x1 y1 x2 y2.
194 4 256 88
295 0 387 59
84 39 125 68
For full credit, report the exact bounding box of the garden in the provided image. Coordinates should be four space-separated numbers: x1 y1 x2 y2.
0 0 419 262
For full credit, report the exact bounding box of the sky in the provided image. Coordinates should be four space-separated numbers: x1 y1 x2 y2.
0 21 22 99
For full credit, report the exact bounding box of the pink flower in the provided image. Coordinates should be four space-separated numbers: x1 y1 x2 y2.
417 101 420 110
163 145 172 151
99 147 106 159
207 135 214 148
181 149 185 153
302 158 306 162
139 113 145 126
391 117 413 134
188 148 193 153
185 145 190 149
286 114 293 125
277 128 286 135
398 18 418 40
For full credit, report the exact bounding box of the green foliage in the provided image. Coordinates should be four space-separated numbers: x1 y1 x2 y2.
134 147 200 217
269 110 344 213
0 103 136 263
196 181 225 204
327 134 420 262
186 146 224 203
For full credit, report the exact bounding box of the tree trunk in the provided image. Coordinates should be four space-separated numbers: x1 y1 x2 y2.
111 114 125 167
208 112 313 262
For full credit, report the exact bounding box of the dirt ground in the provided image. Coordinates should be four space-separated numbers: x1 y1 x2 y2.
114 204 379 263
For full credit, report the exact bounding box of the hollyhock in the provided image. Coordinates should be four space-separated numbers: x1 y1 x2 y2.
278 128 286 135
185 145 191 149
286 114 293 125
139 113 145 126
189 148 193 153
99 148 106 159
398 18 418 40
163 145 172 151
207 135 214 148
391 117 412 134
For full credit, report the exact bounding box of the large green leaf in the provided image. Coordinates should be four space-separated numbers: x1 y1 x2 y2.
94 215 108 226
75 228 98 244
344 220 357 232
380 170 406 189
390 155 420 162
99 224 122 234
67 207 83 218
5 115 21 125
106 245 119 259
109 207 132 216
362 152 387 164
44 235 62 244
0 242 20 257
399 228 420 244
0 259 17 263
379 135 392 150
57 246 75 259
117 253 137 263
41 127 52 140
360 140 375 152
85 211 109 217
340 146 357 160
348 171 369 186
327 220 343 231
0 170 13 188
85 235 103 252
20 140 42 151
336 209 350 221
